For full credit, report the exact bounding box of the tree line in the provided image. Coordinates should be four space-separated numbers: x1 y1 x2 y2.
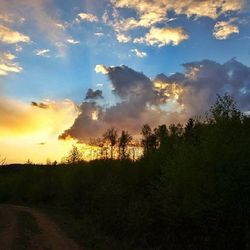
0 94 249 249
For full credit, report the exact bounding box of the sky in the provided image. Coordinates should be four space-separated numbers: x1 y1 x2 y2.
0 0 250 163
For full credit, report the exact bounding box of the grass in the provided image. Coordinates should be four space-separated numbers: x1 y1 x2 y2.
43 206 126 250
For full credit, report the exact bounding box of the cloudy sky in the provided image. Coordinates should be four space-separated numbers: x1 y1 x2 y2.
1 0 250 163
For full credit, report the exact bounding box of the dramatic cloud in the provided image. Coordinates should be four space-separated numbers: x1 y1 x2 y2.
0 52 22 76
213 20 239 40
96 65 154 100
131 48 147 58
0 24 30 44
61 59 250 142
77 13 98 23
61 64 180 141
85 89 103 100
155 58 250 115
134 27 188 47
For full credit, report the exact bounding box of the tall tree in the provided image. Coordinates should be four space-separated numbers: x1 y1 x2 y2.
209 94 242 123
119 130 133 159
141 124 157 155
154 124 168 148
103 128 118 159
66 145 83 164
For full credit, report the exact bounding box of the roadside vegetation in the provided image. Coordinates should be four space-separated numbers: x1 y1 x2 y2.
0 95 249 249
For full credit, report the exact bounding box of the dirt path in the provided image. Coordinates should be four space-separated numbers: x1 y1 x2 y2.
0 205 17 249
0 205 81 250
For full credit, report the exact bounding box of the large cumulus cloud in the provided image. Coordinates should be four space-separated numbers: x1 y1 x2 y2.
60 59 250 142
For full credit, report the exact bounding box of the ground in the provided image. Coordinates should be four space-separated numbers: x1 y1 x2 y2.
0 205 81 250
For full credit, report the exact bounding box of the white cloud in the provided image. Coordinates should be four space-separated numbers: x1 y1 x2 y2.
97 83 104 87
0 24 30 44
95 65 109 74
94 32 104 37
15 45 23 52
111 0 245 21
35 49 50 57
213 20 239 40
55 23 66 30
3 53 16 60
116 33 131 43
0 52 22 76
108 0 245 44
77 13 98 23
0 0 70 57
134 26 188 47
131 48 147 58
0 63 22 76
67 39 80 44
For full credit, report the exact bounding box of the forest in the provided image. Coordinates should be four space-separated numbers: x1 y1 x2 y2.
0 94 249 250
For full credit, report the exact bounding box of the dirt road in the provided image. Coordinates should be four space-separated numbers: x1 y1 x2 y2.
0 205 81 250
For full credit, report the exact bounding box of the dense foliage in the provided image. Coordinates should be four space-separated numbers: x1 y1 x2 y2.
0 95 249 249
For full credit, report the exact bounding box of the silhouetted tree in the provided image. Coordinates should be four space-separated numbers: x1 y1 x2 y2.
209 94 242 123
26 159 33 165
169 123 183 137
118 130 133 159
184 118 196 144
103 128 118 159
154 124 168 148
0 155 6 166
0 95 249 250
185 118 194 133
141 124 157 155
66 145 83 164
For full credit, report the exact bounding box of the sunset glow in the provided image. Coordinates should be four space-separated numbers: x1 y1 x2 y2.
0 0 250 163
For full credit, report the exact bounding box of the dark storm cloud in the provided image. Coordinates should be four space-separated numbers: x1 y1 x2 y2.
60 59 250 142
156 58 250 115
155 72 185 83
106 65 153 99
59 102 104 141
85 88 103 100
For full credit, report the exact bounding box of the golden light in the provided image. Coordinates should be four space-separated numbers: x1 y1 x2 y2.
153 80 184 102
0 97 79 164
185 66 202 80
91 110 99 121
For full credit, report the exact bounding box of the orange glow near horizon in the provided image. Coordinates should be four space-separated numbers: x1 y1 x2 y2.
0 97 79 164
0 97 143 164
